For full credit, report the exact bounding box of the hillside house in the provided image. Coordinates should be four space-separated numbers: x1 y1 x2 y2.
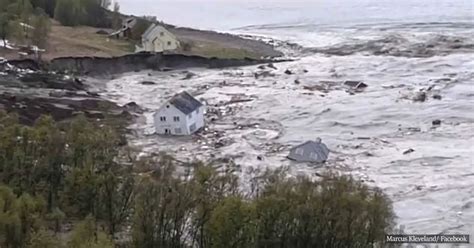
135 24 180 53
287 139 330 163
153 91 205 135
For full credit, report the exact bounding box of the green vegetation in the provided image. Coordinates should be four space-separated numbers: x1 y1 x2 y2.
53 0 110 27
0 0 51 48
180 39 266 60
0 0 113 50
0 109 395 247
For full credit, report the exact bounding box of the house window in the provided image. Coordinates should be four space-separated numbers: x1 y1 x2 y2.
196 108 199 114
189 123 197 132
310 152 318 160
173 116 180 122
175 128 182 134
160 32 164 36
188 112 192 119
167 41 171 46
160 116 166 122
166 105 170 108
295 148 304 155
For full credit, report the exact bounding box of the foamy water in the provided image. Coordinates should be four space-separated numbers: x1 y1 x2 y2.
103 0 474 239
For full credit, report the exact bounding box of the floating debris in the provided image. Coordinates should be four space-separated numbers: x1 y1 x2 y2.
403 148 415 155
432 119 442 126
413 91 427 102
267 63 277 70
432 94 442 100
344 80 368 89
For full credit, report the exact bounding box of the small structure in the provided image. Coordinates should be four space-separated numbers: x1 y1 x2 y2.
153 91 205 135
135 23 180 53
109 17 137 39
287 139 330 163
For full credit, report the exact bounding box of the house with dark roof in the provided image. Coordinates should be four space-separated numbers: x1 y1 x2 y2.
153 91 205 135
287 139 330 163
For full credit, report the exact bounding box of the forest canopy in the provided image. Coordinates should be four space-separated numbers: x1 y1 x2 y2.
0 111 394 247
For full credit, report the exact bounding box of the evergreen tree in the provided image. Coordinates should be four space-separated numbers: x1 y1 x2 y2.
30 7 51 48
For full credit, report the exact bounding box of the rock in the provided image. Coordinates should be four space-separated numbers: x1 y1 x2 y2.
257 65 266 70
432 119 442 126
214 142 225 149
84 110 105 119
344 80 367 89
284 69 293 75
303 85 327 92
123 102 142 113
413 91 427 102
257 155 263 161
432 94 442 100
363 151 374 157
95 29 109 35
49 90 67 98
294 79 301 85
140 81 156 85
303 69 308 73
403 148 415 155
267 63 277 70
254 71 275 79
182 72 196 80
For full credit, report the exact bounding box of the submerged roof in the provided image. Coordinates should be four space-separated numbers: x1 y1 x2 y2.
288 139 330 163
169 91 203 114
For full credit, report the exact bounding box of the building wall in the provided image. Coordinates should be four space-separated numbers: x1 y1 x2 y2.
184 105 205 134
154 104 205 136
154 104 190 135
142 26 180 52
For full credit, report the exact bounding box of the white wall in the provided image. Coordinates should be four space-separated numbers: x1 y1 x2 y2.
142 26 180 52
154 104 190 135
183 105 205 134
154 104 206 136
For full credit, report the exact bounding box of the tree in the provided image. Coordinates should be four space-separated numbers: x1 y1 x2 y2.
0 185 47 248
68 215 114 248
30 0 57 18
0 13 11 47
30 8 51 48
54 0 78 26
111 1 120 29
207 197 256 248
132 157 195 248
27 228 61 248
100 0 111 9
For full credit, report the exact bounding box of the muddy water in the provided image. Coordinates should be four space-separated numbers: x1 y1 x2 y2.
99 22 474 236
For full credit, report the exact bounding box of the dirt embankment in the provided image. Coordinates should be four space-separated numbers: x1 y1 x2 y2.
7 53 288 76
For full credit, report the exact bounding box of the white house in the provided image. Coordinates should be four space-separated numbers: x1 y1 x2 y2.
153 91 205 135
135 24 180 53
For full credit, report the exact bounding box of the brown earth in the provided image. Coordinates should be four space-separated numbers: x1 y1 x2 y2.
0 19 282 61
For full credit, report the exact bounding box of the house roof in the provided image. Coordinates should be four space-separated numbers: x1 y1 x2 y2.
142 24 157 39
169 91 203 115
289 139 330 163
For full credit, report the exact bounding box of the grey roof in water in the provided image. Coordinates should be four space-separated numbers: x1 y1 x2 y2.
287 139 330 163
169 91 203 114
